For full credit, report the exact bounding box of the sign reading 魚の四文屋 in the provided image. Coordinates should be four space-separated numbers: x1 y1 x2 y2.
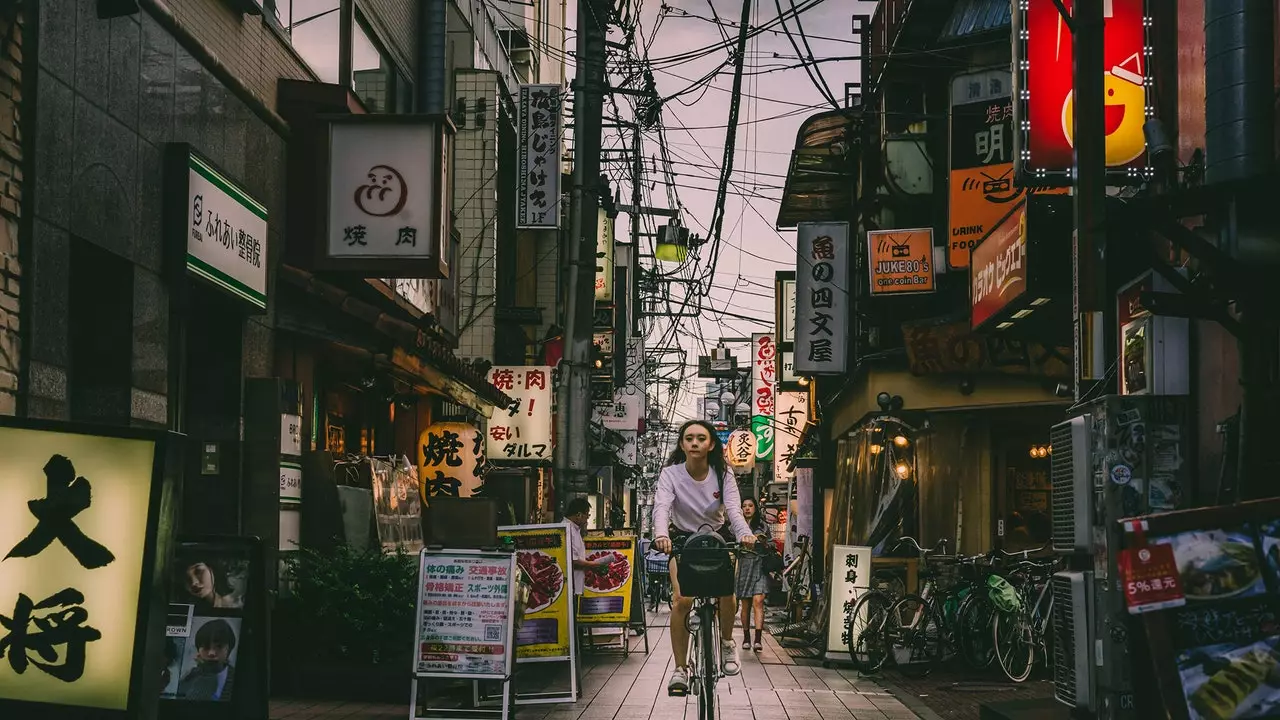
324 117 451 277
794 222 850 375
486 367 554 462
184 150 268 310
0 422 172 714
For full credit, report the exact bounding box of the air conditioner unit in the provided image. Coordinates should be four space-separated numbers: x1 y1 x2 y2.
1052 570 1095 711
1050 415 1093 554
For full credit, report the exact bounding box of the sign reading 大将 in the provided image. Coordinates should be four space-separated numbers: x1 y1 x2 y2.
186 151 268 309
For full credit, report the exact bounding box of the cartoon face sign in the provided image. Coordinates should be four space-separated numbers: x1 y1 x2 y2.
1059 53 1147 167
355 165 408 217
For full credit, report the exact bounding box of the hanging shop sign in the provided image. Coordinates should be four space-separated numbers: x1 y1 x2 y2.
595 209 614 302
322 115 452 277
948 68 1020 269
751 333 776 459
779 350 799 385
617 431 638 466
794 222 850 375
901 317 1072 380
726 429 756 472
592 331 614 358
497 524 574 661
169 145 269 310
824 545 874 664
593 338 643 431
419 422 486 502
867 228 935 296
775 272 797 344
578 535 636 625
516 84 563 229
971 195 1073 334
773 391 808 485
1012 0 1153 186
0 419 177 715
487 366 554 462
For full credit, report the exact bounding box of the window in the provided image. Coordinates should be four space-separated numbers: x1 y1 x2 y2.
269 0 341 84
352 15 393 112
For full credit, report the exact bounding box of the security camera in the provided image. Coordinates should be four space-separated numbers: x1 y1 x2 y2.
1144 119 1173 162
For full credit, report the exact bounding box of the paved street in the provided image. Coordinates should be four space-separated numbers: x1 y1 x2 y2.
270 610 924 720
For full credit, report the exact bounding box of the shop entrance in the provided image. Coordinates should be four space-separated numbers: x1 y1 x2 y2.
993 410 1059 551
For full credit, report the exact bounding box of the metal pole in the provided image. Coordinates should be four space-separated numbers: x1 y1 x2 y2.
1072 0 1107 400
555 0 610 519
632 124 643 336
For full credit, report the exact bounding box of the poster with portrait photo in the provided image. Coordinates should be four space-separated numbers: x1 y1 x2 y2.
161 603 195 699
175 616 242 703
172 547 250 614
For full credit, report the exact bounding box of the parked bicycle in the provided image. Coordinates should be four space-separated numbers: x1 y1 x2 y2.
991 552 1058 682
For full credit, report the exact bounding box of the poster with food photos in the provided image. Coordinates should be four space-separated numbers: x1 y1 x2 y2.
497 524 572 660
577 536 635 624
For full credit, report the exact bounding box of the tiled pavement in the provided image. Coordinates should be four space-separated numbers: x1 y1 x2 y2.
870 666 1055 720
269 609 925 720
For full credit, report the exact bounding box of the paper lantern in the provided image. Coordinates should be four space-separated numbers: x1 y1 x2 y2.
725 429 757 472
418 422 485 504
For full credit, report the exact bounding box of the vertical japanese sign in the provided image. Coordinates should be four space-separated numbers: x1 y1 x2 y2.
418 423 486 501
595 208 614 302
948 69 1020 269
0 425 164 711
185 150 268 309
325 119 449 275
517 84 563 228
497 525 572 660
773 391 808 485
1013 0 1151 184
594 337 643 431
486 366 553 462
867 228 935 295
778 277 797 343
825 545 874 661
414 552 514 677
751 333 776 460
578 536 635 624
795 222 850 375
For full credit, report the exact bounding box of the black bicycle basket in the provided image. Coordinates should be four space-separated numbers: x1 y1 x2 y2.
677 530 735 598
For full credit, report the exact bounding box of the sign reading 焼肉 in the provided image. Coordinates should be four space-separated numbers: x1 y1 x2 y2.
486 366 553 462
948 68 1021 269
868 228 935 296
578 536 636 625
0 422 171 713
517 84 563 229
183 148 268 310
325 117 451 277
794 222 850 375
751 333 776 460
418 422 486 501
497 525 573 661
1012 0 1151 185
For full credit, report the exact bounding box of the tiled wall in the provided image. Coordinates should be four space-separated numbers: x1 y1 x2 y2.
0 7 22 414
453 70 500 362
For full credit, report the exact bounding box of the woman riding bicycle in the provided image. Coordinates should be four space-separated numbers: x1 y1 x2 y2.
652 419 756 696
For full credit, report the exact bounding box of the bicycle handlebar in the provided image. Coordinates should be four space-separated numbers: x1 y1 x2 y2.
892 536 951 556
996 543 1052 560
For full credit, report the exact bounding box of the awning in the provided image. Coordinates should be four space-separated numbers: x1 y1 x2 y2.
775 110 862 229
277 264 514 414
937 0 1010 43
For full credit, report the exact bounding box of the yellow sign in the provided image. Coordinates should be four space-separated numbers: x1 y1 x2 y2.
578 536 635 625
0 426 159 711
418 422 485 503
497 524 572 660
867 228 936 295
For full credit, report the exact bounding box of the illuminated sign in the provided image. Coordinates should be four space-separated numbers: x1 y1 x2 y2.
0 421 172 713
1012 0 1153 185
970 195 1073 334
867 229 935 295
948 69 1022 269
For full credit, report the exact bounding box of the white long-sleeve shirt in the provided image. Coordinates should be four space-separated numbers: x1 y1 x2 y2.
652 463 752 541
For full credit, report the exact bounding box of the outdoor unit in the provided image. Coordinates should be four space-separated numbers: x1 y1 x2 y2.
1050 415 1093 554
1052 571 1094 711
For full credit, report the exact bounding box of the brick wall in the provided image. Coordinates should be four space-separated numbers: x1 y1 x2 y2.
0 8 21 415
454 70 500 363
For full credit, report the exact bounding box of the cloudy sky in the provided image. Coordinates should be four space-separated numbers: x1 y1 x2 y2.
593 0 877 425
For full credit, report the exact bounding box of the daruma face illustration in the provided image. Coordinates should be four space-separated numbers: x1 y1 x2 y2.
1059 53 1146 167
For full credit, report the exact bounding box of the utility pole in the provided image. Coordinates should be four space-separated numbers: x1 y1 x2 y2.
555 0 611 518
1072 0 1107 400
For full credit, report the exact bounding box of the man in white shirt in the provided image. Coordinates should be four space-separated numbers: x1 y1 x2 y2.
564 497 609 697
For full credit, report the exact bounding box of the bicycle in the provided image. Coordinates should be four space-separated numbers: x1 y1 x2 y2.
992 554 1058 682
778 535 812 642
644 550 673 612
847 536 950 675
669 532 754 720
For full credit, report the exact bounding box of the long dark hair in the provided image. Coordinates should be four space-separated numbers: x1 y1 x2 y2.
741 496 765 533
666 419 728 480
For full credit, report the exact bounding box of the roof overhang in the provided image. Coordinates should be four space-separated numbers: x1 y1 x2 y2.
775 109 861 229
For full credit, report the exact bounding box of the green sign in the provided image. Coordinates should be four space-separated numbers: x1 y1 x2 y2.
751 415 773 460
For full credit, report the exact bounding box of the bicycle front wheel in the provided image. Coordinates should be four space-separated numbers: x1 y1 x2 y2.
955 590 996 670
886 594 943 678
699 603 719 720
847 590 890 673
993 610 1034 683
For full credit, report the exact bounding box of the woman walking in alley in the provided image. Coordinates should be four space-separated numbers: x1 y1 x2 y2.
652 419 757 696
736 497 770 653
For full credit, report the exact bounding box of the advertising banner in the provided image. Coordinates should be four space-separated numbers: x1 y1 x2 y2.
773 391 808 485
517 84 563 228
486 367 554 462
577 536 636 625
751 333 776 460
825 545 874 662
413 551 515 678
867 228 935 296
497 524 572 661
948 68 1019 269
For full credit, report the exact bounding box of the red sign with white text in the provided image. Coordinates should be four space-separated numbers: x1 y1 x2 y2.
1116 543 1186 614
1019 0 1149 175
970 204 1027 330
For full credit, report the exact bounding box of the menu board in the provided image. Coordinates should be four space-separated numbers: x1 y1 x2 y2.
825 545 874 662
578 535 635 625
497 524 572 660
1123 498 1280 720
414 552 515 679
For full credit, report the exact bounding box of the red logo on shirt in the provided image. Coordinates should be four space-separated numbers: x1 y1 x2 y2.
713 492 720 500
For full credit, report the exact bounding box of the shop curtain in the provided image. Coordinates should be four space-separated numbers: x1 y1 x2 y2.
914 415 990 556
